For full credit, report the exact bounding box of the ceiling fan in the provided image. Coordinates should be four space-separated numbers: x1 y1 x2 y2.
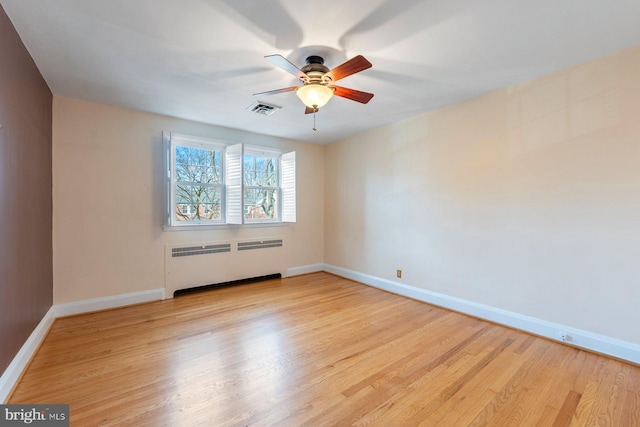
253 54 374 114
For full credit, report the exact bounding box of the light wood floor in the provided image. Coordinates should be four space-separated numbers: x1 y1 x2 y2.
9 272 640 426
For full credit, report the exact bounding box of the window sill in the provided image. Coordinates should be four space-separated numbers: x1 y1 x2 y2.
162 222 290 232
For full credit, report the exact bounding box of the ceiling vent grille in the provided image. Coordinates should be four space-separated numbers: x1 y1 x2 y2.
246 102 281 116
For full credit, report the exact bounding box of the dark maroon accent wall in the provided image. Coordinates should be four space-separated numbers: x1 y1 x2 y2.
0 5 53 375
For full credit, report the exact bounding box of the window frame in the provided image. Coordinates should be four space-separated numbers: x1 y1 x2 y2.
242 145 283 224
163 132 296 230
165 133 226 227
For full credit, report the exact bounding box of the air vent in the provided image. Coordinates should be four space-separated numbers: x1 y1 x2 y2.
172 243 231 257
246 102 281 116
237 239 283 251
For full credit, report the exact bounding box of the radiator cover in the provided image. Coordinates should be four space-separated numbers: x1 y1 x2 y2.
165 238 286 298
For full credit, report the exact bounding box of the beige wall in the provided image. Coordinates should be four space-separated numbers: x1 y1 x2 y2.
53 97 324 304
325 45 640 344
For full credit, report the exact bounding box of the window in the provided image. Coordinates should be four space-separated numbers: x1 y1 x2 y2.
167 134 224 226
164 133 295 229
243 149 279 222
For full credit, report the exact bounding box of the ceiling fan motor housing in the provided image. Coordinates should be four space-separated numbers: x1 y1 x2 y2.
301 56 331 83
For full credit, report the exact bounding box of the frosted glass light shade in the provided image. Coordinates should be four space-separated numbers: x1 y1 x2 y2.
296 84 334 109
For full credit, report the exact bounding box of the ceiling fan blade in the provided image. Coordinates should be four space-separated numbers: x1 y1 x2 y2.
265 54 307 79
325 55 372 82
331 86 374 104
253 86 298 96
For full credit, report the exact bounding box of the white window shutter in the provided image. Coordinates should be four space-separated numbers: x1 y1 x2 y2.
163 132 173 226
225 143 243 224
281 151 296 223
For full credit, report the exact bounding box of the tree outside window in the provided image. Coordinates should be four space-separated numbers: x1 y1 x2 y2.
174 145 223 222
243 153 278 221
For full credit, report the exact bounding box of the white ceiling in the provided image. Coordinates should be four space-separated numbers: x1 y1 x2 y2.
3 0 640 144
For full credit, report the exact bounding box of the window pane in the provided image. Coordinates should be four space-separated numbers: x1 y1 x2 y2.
243 154 277 186
243 155 254 170
244 188 278 220
175 185 221 221
243 169 257 184
175 146 221 184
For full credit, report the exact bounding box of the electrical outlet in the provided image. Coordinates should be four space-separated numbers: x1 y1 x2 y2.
559 332 570 342
396 269 402 278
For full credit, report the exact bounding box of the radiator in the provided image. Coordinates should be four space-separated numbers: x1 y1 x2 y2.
164 238 286 297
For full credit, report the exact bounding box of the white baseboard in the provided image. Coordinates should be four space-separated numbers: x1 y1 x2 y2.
55 288 165 318
0 307 56 403
323 264 640 365
287 263 324 277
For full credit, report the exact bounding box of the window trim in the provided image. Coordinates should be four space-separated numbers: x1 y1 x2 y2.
165 132 226 227
163 132 296 231
243 146 282 224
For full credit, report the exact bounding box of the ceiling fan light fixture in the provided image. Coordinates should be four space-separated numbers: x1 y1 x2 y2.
296 84 334 109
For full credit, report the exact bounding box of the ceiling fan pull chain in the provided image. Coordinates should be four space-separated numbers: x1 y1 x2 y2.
313 111 317 132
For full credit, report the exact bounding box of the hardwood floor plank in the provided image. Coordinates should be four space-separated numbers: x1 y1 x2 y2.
431 335 537 426
536 406 562 427
552 390 582 427
495 344 580 426
514 347 584 426
577 359 626 427
8 272 640 426
619 389 640 426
